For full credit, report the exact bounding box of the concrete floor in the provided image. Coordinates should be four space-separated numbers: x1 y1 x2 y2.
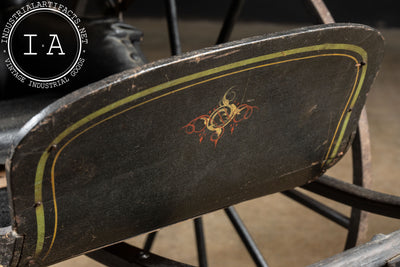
24 19 400 266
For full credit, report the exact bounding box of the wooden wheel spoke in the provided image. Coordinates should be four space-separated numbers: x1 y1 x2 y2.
282 189 350 228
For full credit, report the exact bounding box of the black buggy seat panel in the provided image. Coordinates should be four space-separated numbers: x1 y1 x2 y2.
3 23 383 266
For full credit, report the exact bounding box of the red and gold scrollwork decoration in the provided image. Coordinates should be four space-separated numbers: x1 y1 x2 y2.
182 88 258 146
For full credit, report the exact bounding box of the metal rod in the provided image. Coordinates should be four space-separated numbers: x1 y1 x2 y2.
225 206 268 267
304 0 335 24
282 189 350 228
194 217 208 267
165 0 182 55
216 0 246 44
143 231 158 253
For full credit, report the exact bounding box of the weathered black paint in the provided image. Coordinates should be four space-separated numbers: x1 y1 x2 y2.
5 23 383 266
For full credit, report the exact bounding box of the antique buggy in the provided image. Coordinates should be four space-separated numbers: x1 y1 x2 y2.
0 0 399 266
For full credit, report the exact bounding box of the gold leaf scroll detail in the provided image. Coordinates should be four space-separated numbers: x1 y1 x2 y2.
183 88 258 146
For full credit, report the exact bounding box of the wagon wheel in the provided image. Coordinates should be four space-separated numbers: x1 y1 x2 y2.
81 0 374 266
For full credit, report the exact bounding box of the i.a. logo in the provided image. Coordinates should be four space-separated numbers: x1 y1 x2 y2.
1 2 88 89
24 34 65 56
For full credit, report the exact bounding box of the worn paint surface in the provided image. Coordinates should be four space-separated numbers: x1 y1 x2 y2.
6 23 383 266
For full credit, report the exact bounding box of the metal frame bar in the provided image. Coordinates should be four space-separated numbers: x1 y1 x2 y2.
143 231 158 253
225 207 269 267
194 217 208 267
165 0 182 56
216 0 246 44
304 0 335 24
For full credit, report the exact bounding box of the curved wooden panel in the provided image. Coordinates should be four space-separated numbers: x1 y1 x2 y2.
6 23 383 266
